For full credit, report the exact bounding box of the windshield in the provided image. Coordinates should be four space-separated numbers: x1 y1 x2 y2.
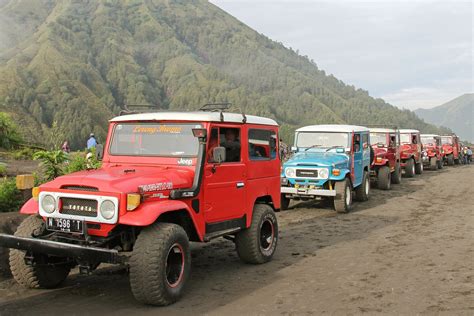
441 136 452 145
421 137 437 145
370 133 387 146
296 132 349 149
109 123 200 156
400 133 411 144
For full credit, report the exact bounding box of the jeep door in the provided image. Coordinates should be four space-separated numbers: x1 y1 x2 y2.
352 132 370 187
203 126 247 223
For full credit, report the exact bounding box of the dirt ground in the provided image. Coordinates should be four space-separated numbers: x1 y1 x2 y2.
0 165 473 315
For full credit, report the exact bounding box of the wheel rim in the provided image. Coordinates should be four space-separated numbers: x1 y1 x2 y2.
260 219 274 252
345 184 351 205
165 243 185 288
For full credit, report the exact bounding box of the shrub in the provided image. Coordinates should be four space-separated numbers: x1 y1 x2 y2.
12 148 37 160
33 150 68 181
0 177 22 213
64 152 88 174
0 113 22 149
0 164 6 176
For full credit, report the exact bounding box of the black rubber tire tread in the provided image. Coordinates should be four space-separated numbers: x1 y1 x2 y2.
355 171 370 202
391 163 402 184
235 204 278 264
333 178 352 213
9 216 70 289
447 154 454 166
377 166 391 190
430 157 438 171
280 194 290 210
437 158 443 169
415 161 423 174
129 222 190 306
405 158 415 178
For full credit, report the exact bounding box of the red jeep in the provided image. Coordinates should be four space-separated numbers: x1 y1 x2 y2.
369 128 402 190
421 134 444 170
399 129 423 177
0 107 281 305
441 134 461 165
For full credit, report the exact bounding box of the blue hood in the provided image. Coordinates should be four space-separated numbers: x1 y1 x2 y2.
284 151 349 167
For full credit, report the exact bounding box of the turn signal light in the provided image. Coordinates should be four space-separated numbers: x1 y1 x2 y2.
332 169 340 176
127 193 141 211
32 187 40 201
376 157 383 163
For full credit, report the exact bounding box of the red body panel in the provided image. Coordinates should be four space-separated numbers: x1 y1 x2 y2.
370 132 400 174
400 132 422 167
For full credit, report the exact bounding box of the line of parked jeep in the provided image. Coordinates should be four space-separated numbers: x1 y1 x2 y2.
0 107 467 306
281 125 463 213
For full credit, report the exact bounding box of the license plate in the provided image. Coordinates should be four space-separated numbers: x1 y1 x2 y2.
46 218 84 234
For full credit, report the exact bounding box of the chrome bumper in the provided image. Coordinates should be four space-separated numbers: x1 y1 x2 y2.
281 187 336 197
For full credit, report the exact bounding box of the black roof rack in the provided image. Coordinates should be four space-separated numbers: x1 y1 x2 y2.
199 102 247 123
119 104 160 116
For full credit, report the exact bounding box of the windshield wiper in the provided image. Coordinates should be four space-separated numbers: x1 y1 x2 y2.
305 144 321 151
325 145 344 152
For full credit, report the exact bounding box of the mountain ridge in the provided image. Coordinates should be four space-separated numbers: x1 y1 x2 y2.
415 93 473 142
0 0 451 149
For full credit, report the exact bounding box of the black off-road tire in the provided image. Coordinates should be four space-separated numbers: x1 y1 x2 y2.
236 204 278 264
415 161 423 174
430 157 438 171
355 170 370 202
280 194 290 210
391 163 402 184
447 154 454 166
437 158 444 169
405 158 415 178
333 178 353 213
377 166 391 190
9 216 71 289
130 223 191 306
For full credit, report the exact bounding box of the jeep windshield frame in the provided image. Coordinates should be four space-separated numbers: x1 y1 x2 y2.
296 132 349 150
421 136 439 146
109 122 202 157
400 133 411 144
370 133 388 146
440 136 452 145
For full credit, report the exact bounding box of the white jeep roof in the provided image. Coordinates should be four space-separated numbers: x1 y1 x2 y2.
369 127 398 133
421 134 440 137
296 124 369 133
110 111 278 126
399 129 420 134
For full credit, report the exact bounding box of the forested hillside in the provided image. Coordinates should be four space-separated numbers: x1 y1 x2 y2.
415 94 473 142
0 0 450 149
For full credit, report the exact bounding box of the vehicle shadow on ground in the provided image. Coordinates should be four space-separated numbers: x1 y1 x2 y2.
0 212 398 315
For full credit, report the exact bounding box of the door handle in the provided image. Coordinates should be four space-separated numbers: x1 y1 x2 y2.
236 182 245 188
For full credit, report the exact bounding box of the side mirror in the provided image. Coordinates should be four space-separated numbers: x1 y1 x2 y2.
291 146 297 153
95 144 104 161
212 147 226 163
336 148 345 153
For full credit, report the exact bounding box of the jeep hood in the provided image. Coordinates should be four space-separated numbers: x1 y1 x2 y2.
42 165 194 193
285 151 349 167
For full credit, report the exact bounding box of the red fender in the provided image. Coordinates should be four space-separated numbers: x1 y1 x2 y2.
119 199 204 239
20 198 39 215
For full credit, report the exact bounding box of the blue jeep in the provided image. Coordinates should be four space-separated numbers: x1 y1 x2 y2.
281 125 371 213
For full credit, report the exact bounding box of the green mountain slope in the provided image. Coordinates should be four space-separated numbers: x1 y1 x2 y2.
0 0 450 149
415 94 473 142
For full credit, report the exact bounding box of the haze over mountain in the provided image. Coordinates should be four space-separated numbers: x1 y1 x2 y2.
0 0 450 149
415 94 474 142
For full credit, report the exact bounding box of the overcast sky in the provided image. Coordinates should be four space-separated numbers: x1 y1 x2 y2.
211 0 473 110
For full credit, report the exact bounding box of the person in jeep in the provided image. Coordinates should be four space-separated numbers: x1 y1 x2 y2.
221 128 241 162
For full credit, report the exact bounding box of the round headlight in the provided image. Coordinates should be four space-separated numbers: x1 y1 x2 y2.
285 167 296 178
41 194 56 213
100 200 116 220
319 168 329 179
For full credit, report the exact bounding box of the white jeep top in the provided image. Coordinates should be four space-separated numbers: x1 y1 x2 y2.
296 124 369 133
421 134 440 137
369 127 398 133
399 129 420 134
110 111 278 126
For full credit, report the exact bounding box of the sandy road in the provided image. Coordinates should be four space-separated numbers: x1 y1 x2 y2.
0 165 473 315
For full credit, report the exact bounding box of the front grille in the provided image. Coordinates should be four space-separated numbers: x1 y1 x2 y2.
296 169 318 178
60 197 98 217
61 185 99 192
